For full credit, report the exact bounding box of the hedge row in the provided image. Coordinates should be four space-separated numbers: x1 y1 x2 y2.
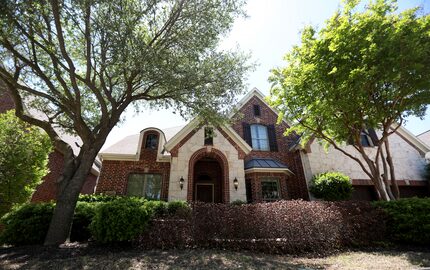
0 197 190 245
1 197 429 253
139 200 386 254
374 197 430 245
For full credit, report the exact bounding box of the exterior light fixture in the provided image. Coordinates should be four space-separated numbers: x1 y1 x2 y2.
179 177 185 190
233 177 239 190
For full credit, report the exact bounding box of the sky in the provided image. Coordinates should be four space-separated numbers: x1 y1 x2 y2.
102 0 430 149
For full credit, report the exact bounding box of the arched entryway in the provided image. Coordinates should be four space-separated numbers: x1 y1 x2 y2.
187 148 229 203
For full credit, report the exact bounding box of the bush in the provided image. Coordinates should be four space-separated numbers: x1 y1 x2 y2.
310 172 353 201
70 202 98 242
0 203 54 245
78 194 121 203
374 197 430 245
167 201 191 218
89 197 151 243
231 200 247 206
0 202 101 245
139 200 386 254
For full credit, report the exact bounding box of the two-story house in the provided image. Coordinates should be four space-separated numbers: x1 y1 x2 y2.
97 88 430 202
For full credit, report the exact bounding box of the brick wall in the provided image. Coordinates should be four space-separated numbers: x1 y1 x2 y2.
96 131 171 200
245 172 289 202
31 150 98 202
231 96 310 200
0 87 97 202
0 90 15 113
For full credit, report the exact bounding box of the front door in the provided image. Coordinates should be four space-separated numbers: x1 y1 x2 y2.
195 184 214 203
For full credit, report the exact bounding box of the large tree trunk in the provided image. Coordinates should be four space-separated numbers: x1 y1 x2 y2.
44 148 98 246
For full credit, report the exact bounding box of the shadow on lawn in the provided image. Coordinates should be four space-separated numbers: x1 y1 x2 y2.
0 245 320 270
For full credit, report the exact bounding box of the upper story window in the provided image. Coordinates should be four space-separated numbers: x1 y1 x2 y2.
145 133 158 149
242 123 278 152
127 173 162 200
348 128 378 147
250 124 269 151
360 130 373 147
253 105 261 117
204 127 213 145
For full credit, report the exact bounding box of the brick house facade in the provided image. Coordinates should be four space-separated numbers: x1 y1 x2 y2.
98 88 429 202
0 87 99 202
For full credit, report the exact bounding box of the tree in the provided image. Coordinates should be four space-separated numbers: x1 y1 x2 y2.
0 0 251 245
269 0 430 201
0 110 52 217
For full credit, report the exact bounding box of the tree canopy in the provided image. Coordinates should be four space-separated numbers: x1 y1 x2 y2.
269 0 430 200
0 110 52 217
0 0 251 245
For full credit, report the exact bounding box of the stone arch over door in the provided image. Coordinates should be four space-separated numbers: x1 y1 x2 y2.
188 148 230 203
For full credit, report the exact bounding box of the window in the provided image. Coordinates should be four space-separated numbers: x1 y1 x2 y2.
250 124 269 151
261 179 280 201
253 105 261 116
360 130 372 147
126 174 162 200
145 134 158 149
204 127 213 145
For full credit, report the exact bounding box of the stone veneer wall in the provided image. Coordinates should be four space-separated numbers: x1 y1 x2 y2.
418 131 430 148
168 127 247 202
304 132 427 182
231 96 310 200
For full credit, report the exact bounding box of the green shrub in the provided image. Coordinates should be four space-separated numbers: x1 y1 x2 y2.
374 197 430 245
145 200 168 217
70 202 98 242
310 172 353 201
231 200 247 206
89 197 150 243
425 164 430 181
0 203 54 245
167 201 191 218
0 202 102 245
78 194 121 203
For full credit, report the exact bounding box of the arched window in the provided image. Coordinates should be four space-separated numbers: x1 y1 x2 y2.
145 133 158 149
250 124 269 151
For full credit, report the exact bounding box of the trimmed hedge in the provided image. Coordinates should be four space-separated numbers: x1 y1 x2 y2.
78 194 121 203
89 197 151 243
0 202 99 245
374 197 430 245
0 203 55 245
140 200 386 254
310 172 353 201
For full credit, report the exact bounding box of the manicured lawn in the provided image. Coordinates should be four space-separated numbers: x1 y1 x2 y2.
1 244 429 269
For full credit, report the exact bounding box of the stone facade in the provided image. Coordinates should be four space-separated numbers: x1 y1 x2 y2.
168 127 247 202
418 130 430 148
302 131 429 199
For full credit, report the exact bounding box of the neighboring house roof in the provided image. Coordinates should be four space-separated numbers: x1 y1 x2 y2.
0 80 100 175
417 129 430 147
244 158 293 175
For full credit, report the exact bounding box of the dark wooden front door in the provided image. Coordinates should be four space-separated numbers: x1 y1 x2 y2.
195 184 214 203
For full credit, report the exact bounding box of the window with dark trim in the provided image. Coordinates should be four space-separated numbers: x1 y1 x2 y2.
145 134 158 149
250 124 269 150
243 123 278 151
204 127 214 145
126 173 162 200
253 105 261 117
261 178 281 201
348 128 378 147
